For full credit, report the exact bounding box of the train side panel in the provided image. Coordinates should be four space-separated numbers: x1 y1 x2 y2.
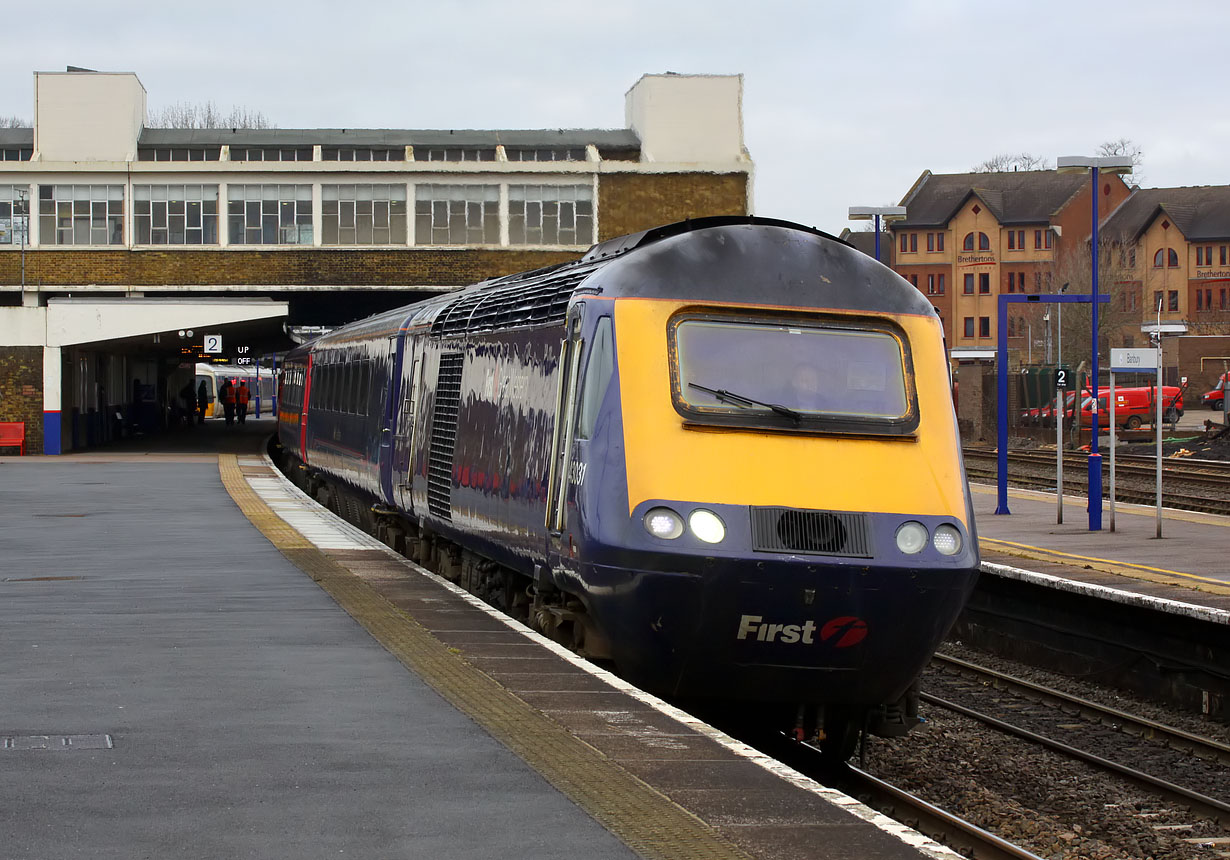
405 325 562 575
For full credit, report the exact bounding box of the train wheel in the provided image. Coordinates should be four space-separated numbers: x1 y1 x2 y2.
818 708 861 763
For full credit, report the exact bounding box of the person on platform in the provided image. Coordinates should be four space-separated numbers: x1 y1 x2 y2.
236 381 250 425
179 381 197 427
219 379 236 426
197 380 208 424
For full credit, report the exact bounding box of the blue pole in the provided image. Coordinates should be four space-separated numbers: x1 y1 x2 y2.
1088 168 1103 530
995 293 1010 514
874 214 881 262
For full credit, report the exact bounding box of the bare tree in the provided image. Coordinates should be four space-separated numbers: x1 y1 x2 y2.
972 153 1051 173
1097 138 1145 186
1 115 29 128
146 101 274 129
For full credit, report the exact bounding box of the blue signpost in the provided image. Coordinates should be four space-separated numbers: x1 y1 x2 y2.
995 292 1109 520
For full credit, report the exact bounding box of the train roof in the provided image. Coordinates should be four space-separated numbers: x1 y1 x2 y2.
292 217 933 355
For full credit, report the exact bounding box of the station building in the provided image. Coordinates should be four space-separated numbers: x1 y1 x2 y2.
0 68 752 454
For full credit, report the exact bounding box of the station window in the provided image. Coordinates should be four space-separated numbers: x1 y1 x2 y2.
229 147 313 162
979 316 991 338
508 185 594 246
321 147 404 162
0 147 32 161
137 147 221 162
134 185 219 245
414 184 499 245
963 274 974 295
1168 290 1179 312
415 148 497 162
322 184 408 245
227 184 312 245
505 147 586 162
38 184 124 245
0 184 30 245
963 317 975 338
979 273 990 294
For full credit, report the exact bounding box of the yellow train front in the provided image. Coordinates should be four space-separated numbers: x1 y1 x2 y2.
550 218 979 748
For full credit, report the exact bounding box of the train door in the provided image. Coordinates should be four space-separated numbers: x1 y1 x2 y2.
546 305 585 568
392 349 423 514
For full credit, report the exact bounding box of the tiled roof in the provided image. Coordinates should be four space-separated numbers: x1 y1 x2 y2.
838 229 895 265
895 170 1091 227
1101 186 1230 243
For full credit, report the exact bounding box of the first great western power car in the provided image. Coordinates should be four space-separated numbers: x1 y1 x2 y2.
274 216 980 757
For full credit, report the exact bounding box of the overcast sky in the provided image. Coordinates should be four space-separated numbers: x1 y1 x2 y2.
6 0 1228 234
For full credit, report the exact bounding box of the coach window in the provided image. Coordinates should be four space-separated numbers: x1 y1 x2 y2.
577 317 614 439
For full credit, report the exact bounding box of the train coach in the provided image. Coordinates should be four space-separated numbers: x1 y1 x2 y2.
274 216 980 757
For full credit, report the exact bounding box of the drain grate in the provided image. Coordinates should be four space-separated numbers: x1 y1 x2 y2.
4 734 113 750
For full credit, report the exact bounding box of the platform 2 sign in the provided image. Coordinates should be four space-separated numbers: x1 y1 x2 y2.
1055 368 1072 390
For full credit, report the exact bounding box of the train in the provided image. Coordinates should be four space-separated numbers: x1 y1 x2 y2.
195 363 277 419
273 216 981 757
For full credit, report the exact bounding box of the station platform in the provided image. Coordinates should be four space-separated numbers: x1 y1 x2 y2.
971 481 1230 619
0 421 954 860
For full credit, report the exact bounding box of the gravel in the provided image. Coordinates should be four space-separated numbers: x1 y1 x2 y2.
859 642 1229 860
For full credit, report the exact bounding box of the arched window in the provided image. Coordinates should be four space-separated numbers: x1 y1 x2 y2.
1168 248 1179 267
978 232 990 251
1153 249 1165 268
963 232 975 251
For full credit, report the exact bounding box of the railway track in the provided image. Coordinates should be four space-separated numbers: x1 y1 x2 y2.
964 446 1230 514
738 728 1048 860
925 652 1230 828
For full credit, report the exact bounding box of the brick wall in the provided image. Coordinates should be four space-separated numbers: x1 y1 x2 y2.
597 173 750 240
0 346 43 454
1176 335 1230 394
0 248 581 289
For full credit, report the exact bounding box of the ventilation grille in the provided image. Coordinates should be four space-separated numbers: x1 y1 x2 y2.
426 353 464 520
431 265 600 336
750 507 872 558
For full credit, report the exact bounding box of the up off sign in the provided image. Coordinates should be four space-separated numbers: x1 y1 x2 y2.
1110 348 1159 373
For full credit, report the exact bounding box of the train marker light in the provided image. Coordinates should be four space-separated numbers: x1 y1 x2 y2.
644 507 684 539
895 521 927 554
688 509 726 544
932 524 962 556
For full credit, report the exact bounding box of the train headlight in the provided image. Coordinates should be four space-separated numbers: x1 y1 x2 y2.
895 521 928 555
688 509 726 544
932 524 962 556
643 507 684 539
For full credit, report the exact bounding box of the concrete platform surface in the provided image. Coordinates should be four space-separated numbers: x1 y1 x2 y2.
0 459 640 859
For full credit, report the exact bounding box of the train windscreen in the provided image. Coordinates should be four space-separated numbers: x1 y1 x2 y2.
673 318 910 421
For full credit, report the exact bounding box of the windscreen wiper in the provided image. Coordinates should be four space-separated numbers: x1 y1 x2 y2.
688 382 802 421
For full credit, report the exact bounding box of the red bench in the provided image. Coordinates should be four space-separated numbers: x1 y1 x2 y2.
0 421 26 455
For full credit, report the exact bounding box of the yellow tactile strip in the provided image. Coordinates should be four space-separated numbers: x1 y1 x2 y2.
217 455 753 860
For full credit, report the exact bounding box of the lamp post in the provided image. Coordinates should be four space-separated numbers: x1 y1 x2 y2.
848 205 908 262
1056 155 1133 531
